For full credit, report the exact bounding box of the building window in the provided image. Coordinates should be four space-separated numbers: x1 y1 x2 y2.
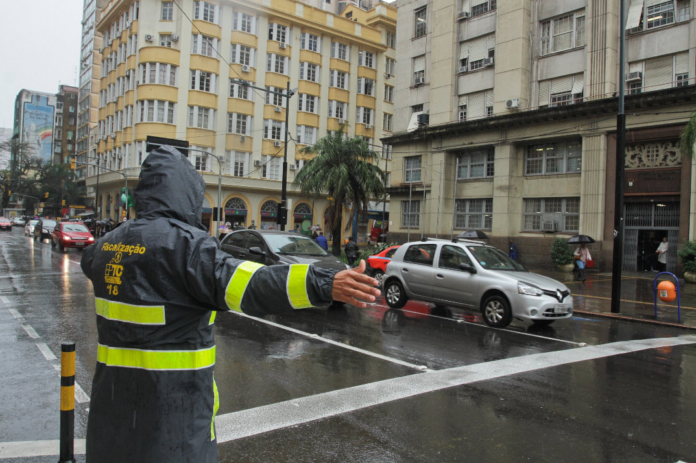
227 113 252 135
385 58 396 76
455 199 492 229
402 201 421 228
358 50 375 68
190 70 217 93
383 113 393 131
457 90 493 120
299 62 319 82
187 106 215 129
647 1 675 28
413 55 425 85
524 197 580 232
471 0 496 17
628 52 688 93
385 85 393 102
459 34 495 72
386 31 396 48
331 42 349 61
231 44 254 66
193 1 217 23
263 119 285 140
412 104 424 113
160 34 172 47
137 100 176 124
358 107 373 125
457 149 494 179
328 100 347 119
229 79 250 99
301 33 319 52
266 54 288 75
539 73 584 107
629 81 643 94
296 125 317 145
264 85 286 107
540 10 585 55
227 151 249 176
233 12 255 33
677 73 690 87
139 63 178 86
191 34 217 57
161 1 173 20
414 7 427 38
358 78 375 96
298 94 318 114
525 140 582 176
262 156 282 180
329 70 348 89
405 156 422 183
678 0 691 20
268 23 288 44
383 144 393 159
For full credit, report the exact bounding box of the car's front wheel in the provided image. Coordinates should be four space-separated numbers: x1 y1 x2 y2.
384 280 408 309
481 295 512 328
373 270 384 287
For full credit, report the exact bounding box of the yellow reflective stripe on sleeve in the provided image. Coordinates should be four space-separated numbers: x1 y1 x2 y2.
95 298 166 325
209 311 217 325
97 344 216 371
224 261 265 312
287 264 313 309
211 377 219 441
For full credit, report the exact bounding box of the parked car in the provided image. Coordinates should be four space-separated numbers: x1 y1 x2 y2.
24 220 39 237
51 222 95 251
0 217 12 231
368 220 389 245
220 230 348 272
11 217 25 226
383 239 573 328
34 219 57 242
366 245 400 286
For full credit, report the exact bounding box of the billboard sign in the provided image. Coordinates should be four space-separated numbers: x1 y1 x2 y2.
22 95 54 162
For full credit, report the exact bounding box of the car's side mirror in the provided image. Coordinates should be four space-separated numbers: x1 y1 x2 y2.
460 262 477 274
249 247 265 256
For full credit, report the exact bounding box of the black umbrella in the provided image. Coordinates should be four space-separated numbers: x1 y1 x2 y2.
567 235 595 244
458 230 489 240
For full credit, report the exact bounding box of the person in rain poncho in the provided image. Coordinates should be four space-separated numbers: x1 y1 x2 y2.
80 146 379 463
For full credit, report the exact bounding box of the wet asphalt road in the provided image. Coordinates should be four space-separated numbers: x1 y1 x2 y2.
0 230 695 462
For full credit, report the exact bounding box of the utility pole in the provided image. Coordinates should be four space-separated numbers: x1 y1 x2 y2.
95 155 100 219
611 0 627 314
421 162 427 241
451 158 459 240
280 81 290 231
436 160 442 239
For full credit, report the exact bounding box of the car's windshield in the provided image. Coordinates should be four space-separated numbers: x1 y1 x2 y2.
467 246 527 272
42 220 57 227
264 234 330 256
29 220 38 226
63 224 89 232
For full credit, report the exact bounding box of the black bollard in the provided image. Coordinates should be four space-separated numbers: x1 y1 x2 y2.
58 343 76 463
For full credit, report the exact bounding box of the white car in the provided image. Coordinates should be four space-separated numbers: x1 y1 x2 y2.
24 220 38 237
12 217 25 226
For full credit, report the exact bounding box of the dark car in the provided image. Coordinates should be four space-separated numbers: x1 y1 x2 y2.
51 222 95 251
34 219 57 242
0 217 12 231
220 230 348 272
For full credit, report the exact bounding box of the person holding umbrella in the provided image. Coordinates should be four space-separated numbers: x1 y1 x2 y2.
568 235 595 282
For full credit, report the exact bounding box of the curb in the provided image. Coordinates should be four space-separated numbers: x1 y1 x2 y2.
574 309 696 330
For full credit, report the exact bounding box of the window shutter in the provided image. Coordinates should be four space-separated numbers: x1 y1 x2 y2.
539 81 550 106
571 73 584 94
551 75 573 94
644 55 674 90
231 44 237 63
250 48 256 67
233 12 238 30
357 106 363 122
299 62 305 80
485 90 494 108
301 33 306 49
328 100 333 117
194 1 200 19
264 120 269 138
284 57 289 75
358 78 364 94
247 116 252 135
298 94 304 111
469 36 488 61
358 51 364 66
316 36 321 52
315 65 321 83
458 95 468 107
329 70 335 87
676 52 689 74
487 34 495 50
331 42 336 58
629 61 643 73
266 54 272 72
214 5 220 24
414 56 425 72
281 122 286 139
345 45 351 59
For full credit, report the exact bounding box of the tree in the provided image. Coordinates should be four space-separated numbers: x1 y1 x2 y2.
0 137 41 209
293 125 386 255
680 109 696 159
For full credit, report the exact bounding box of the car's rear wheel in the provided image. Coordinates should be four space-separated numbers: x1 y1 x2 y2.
373 270 384 287
532 320 554 327
385 280 408 309
481 295 512 328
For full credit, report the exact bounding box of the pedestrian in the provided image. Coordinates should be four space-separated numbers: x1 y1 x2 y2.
311 229 319 240
509 238 518 261
80 146 380 463
656 236 669 272
248 220 257 230
573 243 592 282
316 231 329 251
345 236 359 268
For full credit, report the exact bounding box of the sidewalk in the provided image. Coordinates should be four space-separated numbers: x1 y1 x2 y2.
534 268 696 329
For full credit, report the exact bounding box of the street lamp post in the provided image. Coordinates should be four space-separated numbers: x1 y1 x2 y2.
78 162 128 220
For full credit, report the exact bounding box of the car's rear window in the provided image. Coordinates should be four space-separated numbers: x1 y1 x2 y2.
63 224 89 232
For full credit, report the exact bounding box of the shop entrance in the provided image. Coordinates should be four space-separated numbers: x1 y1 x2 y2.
623 202 679 272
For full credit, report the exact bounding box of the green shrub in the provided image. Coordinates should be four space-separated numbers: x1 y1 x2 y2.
677 239 696 273
551 238 574 266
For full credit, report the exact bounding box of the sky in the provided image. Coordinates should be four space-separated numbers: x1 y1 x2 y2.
0 0 84 129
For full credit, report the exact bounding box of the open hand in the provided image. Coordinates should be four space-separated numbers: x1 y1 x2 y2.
331 260 381 308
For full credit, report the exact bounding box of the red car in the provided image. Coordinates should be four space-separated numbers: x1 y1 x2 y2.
0 217 12 231
366 245 400 286
51 222 95 251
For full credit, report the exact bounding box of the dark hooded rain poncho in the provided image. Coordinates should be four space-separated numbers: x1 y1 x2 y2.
81 146 338 462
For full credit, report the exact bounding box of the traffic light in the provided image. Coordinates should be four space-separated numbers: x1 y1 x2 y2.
44 192 49 199
62 200 66 206
275 201 287 226
70 159 76 169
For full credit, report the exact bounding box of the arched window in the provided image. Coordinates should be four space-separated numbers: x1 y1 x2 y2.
225 197 246 210
261 200 278 212
294 203 312 215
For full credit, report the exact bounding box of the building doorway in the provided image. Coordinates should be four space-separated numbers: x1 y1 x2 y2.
623 202 679 272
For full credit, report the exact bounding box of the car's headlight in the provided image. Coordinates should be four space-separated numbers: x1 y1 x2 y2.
64 236 71 240
518 281 543 296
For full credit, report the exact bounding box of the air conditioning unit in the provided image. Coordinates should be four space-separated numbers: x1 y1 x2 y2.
365 124 372 129
483 57 494 67
506 98 519 109
414 77 425 85
145 34 154 42
457 11 470 20
171 34 179 42
459 65 468 73
241 64 250 73
542 221 556 233
274 106 282 112
279 42 287 49
417 113 429 126
289 164 296 170
626 71 643 82
274 140 282 147
338 118 345 124
240 135 246 142
254 160 261 166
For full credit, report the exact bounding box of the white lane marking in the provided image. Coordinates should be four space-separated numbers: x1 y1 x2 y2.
0 439 86 458
21 324 40 339
0 296 9 304
0 272 83 280
8 308 22 320
232 311 428 371
215 335 696 443
369 304 585 347
36 343 57 361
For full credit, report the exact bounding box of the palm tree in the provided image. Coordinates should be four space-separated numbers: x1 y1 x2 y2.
293 126 386 255
680 109 696 159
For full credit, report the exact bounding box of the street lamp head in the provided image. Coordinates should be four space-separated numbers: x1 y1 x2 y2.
289 87 298 97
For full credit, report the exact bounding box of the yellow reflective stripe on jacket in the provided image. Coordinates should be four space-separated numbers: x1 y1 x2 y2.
95 298 166 325
225 261 264 312
97 344 216 371
211 377 219 441
287 264 313 309
209 311 217 325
